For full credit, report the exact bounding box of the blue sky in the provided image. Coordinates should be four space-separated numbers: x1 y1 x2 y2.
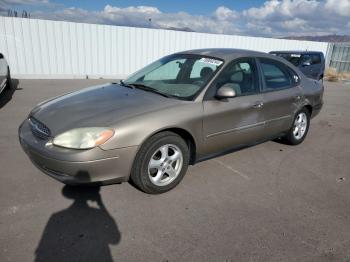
1 0 350 37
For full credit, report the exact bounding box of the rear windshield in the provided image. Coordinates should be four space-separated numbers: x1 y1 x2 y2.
272 53 303 66
271 53 322 66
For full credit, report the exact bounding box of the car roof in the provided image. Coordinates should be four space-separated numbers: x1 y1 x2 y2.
176 48 272 61
270 50 324 55
174 48 304 73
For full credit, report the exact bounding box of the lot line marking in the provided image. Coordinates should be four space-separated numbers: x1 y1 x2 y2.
213 159 251 180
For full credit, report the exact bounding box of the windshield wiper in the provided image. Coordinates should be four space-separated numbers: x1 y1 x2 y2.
118 80 135 89
128 83 172 98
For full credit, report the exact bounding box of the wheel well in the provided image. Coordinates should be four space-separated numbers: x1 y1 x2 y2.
304 105 312 115
155 128 197 165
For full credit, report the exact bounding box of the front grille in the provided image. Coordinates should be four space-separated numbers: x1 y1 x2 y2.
29 117 51 139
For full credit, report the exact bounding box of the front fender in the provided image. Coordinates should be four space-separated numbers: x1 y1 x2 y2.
100 102 203 151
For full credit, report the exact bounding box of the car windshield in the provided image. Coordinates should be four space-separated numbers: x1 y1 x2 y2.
124 54 224 100
272 53 302 66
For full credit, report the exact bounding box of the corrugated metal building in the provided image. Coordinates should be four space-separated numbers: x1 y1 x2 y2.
328 43 350 73
0 16 331 79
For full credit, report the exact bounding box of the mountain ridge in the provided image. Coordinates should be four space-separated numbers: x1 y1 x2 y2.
281 35 350 43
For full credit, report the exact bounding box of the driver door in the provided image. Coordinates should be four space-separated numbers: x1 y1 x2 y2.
202 58 266 156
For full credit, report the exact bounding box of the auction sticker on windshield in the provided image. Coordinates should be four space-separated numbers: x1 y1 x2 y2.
199 58 223 66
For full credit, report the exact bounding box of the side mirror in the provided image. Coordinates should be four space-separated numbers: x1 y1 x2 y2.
216 85 236 99
302 61 311 67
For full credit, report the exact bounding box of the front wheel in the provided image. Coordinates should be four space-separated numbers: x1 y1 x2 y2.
130 131 189 194
284 108 310 145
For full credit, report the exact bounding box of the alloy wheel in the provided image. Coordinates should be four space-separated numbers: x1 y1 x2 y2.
293 112 308 140
148 144 183 186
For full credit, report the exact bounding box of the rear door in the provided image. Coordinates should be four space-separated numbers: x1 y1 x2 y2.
202 58 266 156
257 58 302 136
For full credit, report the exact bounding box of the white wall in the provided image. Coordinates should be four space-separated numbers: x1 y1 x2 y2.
0 16 330 79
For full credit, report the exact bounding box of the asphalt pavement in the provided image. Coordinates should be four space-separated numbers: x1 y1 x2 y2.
0 79 349 262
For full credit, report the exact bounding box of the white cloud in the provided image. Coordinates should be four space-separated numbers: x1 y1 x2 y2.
243 0 350 36
281 18 307 30
2 0 350 37
243 0 320 19
104 5 161 15
213 6 239 21
31 5 244 34
243 0 281 19
325 0 350 16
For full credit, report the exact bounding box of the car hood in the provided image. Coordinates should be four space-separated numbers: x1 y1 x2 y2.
30 83 182 135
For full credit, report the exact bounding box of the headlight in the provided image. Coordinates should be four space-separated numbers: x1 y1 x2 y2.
52 128 114 149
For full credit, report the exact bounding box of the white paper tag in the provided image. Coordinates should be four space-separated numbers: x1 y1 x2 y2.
199 58 223 66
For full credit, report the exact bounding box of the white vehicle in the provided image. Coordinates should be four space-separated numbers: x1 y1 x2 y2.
0 53 11 95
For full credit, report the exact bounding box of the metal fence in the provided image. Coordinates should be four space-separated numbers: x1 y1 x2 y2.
0 16 330 79
328 43 350 73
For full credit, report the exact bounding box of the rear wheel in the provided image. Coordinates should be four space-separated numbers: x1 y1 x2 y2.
284 108 310 145
130 131 189 194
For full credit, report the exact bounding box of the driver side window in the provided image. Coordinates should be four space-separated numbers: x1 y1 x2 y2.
209 58 259 98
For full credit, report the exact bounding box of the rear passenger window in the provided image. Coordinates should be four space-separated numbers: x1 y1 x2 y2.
287 68 300 85
260 59 293 90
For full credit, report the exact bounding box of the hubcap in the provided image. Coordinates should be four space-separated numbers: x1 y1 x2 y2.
293 112 308 140
148 144 183 186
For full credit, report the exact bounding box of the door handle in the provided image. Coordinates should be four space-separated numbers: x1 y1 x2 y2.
252 101 264 109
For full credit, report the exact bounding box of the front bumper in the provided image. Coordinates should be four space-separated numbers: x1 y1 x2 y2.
19 119 138 185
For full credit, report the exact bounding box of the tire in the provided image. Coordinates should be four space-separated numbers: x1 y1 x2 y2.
6 67 12 90
319 75 324 83
130 131 190 194
284 108 310 145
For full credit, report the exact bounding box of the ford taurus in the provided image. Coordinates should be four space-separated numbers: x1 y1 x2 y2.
19 49 324 194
